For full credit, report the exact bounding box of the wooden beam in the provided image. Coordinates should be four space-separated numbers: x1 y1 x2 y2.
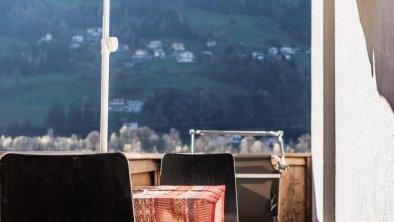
306 157 313 222
129 160 157 174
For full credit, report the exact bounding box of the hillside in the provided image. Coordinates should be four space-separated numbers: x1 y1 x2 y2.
0 0 311 139
184 8 296 49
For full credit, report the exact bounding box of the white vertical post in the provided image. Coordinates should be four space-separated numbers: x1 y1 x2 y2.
189 129 195 154
278 132 286 167
100 0 111 153
312 0 325 220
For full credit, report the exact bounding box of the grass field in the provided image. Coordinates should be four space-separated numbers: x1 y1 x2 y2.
0 73 100 126
111 58 247 100
143 59 246 97
184 8 297 49
51 0 100 6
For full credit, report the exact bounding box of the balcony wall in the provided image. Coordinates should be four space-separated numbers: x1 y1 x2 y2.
335 0 394 220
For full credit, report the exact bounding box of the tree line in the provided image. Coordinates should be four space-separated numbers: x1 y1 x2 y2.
115 0 311 45
5 100 100 137
0 0 101 40
143 55 310 140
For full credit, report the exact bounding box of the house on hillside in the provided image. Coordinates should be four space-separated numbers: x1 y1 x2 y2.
280 47 297 60
72 35 84 43
127 100 144 113
172 42 185 51
132 49 149 65
283 54 292 60
70 43 80 50
70 35 84 49
132 49 148 59
147 40 163 50
109 99 145 113
201 51 213 56
252 51 265 61
37 33 53 44
86 27 102 42
123 122 138 129
153 49 166 59
108 98 125 112
280 47 296 55
206 39 217 48
177 51 194 63
268 47 279 56
87 27 102 35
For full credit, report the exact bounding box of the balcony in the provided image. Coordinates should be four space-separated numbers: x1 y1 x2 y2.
0 152 311 221
127 153 312 222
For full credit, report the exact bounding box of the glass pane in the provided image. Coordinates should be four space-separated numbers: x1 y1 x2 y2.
107 0 312 154
0 0 101 151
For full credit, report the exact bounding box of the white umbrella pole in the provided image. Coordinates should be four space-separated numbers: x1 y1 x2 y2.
100 0 118 153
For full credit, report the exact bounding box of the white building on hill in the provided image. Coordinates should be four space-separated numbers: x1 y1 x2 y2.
268 47 279 56
147 40 163 50
132 49 149 60
70 35 84 50
177 51 194 63
252 51 265 61
86 27 102 42
109 99 145 113
153 49 166 59
206 39 217 48
172 42 185 51
38 33 53 44
280 47 296 55
72 35 84 43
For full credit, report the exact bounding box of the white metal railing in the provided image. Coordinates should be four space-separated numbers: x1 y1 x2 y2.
189 129 288 171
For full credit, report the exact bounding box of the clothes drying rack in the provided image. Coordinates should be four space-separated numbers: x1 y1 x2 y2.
189 129 289 171
189 129 289 221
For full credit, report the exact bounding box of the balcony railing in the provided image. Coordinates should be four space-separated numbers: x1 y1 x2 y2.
126 153 312 222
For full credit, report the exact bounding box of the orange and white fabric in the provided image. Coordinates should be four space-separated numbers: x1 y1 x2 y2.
132 185 225 222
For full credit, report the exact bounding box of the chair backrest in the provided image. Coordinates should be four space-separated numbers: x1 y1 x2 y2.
160 153 238 222
0 153 134 222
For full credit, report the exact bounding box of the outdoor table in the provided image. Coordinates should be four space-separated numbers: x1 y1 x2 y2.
132 185 225 222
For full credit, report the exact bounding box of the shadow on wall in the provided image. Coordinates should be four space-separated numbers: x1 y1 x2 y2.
357 0 394 111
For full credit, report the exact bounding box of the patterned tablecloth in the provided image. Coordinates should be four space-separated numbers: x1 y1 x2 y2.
132 185 225 222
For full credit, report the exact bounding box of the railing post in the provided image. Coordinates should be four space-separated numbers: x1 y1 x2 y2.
189 129 195 154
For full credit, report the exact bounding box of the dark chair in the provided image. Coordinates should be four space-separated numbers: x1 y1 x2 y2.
160 153 238 222
0 153 134 222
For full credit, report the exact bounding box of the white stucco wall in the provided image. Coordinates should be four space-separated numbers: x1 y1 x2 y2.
311 0 324 219
335 0 394 221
